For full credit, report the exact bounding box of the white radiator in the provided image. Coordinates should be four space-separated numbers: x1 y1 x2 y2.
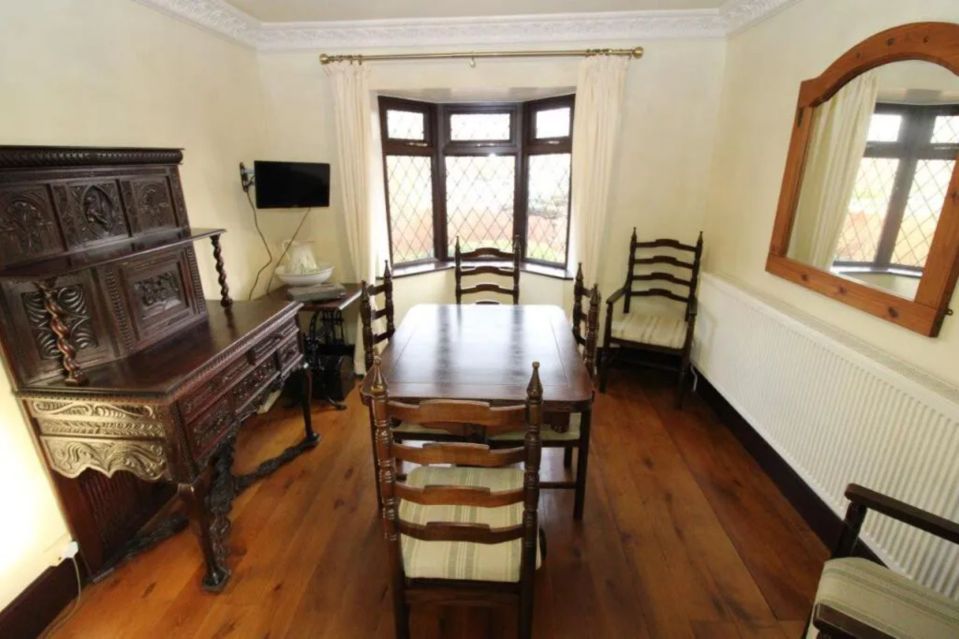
693 273 959 598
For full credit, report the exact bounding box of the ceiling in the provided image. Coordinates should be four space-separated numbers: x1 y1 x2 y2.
225 0 725 23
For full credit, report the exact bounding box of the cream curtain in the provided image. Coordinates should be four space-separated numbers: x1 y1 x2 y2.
324 62 386 373
789 71 879 269
568 55 630 283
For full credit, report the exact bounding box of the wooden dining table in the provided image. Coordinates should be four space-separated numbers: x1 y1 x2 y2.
360 303 594 411
360 303 596 518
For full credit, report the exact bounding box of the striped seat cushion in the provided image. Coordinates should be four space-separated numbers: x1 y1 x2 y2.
399 466 541 582
806 557 959 639
491 413 582 442
610 312 687 349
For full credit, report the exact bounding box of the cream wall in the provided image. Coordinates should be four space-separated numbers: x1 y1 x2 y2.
255 40 726 322
0 0 268 610
703 0 959 386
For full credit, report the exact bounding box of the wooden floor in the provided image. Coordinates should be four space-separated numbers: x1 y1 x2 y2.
47 370 827 639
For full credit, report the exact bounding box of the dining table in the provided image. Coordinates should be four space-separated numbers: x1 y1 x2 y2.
360 303 594 411
360 303 596 516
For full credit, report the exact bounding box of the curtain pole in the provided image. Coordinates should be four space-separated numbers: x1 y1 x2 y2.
319 47 643 65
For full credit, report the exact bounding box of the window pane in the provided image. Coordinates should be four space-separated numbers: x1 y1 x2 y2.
931 115 959 144
892 159 954 267
834 158 900 263
445 155 515 253
387 110 425 140
867 113 902 142
526 154 571 264
535 107 571 139
385 156 434 263
449 113 511 141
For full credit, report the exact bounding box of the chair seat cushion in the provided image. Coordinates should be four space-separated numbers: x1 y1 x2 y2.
399 466 541 583
491 413 582 442
806 557 959 639
610 312 687 349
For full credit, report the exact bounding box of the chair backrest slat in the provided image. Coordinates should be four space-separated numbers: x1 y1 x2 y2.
454 235 522 304
629 288 689 304
630 272 693 288
634 238 696 251
387 399 526 432
394 482 524 508
620 228 703 314
360 260 395 370
632 256 694 270
393 442 526 467
369 357 542 554
397 520 523 544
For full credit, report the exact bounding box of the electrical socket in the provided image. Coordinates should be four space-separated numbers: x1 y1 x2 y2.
239 162 255 193
60 540 79 562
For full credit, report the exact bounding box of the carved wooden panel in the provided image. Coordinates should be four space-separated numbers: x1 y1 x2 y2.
41 437 169 481
53 180 130 249
0 184 64 266
232 359 278 414
0 272 115 385
277 333 301 372
180 354 250 420
28 398 166 438
248 320 299 365
108 246 205 350
21 284 98 360
186 396 235 466
120 176 179 234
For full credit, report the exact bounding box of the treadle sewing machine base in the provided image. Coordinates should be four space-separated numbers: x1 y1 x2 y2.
272 284 361 411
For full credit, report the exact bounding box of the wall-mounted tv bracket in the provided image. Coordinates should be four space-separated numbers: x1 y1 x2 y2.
238 162 255 193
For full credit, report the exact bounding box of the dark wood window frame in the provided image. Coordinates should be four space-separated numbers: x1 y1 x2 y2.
378 94 575 270
834 102 959 276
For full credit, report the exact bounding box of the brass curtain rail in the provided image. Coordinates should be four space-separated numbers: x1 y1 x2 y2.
319 47 644 65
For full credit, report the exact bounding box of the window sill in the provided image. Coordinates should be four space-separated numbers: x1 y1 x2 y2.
832 265 922 279
387 260 573 281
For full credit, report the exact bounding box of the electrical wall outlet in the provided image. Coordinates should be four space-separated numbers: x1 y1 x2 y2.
58 540 79 563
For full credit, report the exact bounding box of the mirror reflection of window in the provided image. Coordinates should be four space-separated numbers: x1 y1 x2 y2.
833 104 959 299
787 60 959 300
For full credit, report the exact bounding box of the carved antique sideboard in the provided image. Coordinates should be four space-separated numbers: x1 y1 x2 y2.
0 146 318 591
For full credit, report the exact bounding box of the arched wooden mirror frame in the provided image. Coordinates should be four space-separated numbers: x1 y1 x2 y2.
767 22 959 337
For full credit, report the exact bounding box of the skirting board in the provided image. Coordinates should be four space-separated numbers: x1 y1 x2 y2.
0 560 78 639
695 370 880 563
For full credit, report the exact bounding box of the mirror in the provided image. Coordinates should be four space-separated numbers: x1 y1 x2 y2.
787 61 959 301
768 22 959 336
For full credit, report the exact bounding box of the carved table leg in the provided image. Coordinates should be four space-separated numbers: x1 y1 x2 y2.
36 278 88 386
210 234 232 307
178 439 235 592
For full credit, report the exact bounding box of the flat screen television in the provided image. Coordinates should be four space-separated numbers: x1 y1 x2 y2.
254 160 330 209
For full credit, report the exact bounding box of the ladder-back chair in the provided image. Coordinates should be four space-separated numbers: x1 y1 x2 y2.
599 228 703 407
368 358 544 639
359 260 395 372
492 262 600 520
454 235 521 304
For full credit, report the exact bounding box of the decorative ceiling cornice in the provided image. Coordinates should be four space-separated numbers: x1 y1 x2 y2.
133 0 798 51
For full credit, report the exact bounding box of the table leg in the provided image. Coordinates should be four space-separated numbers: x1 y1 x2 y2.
573 408 592 520
178 438 235 592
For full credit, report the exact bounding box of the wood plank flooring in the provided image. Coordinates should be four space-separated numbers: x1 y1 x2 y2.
47 370 826 638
